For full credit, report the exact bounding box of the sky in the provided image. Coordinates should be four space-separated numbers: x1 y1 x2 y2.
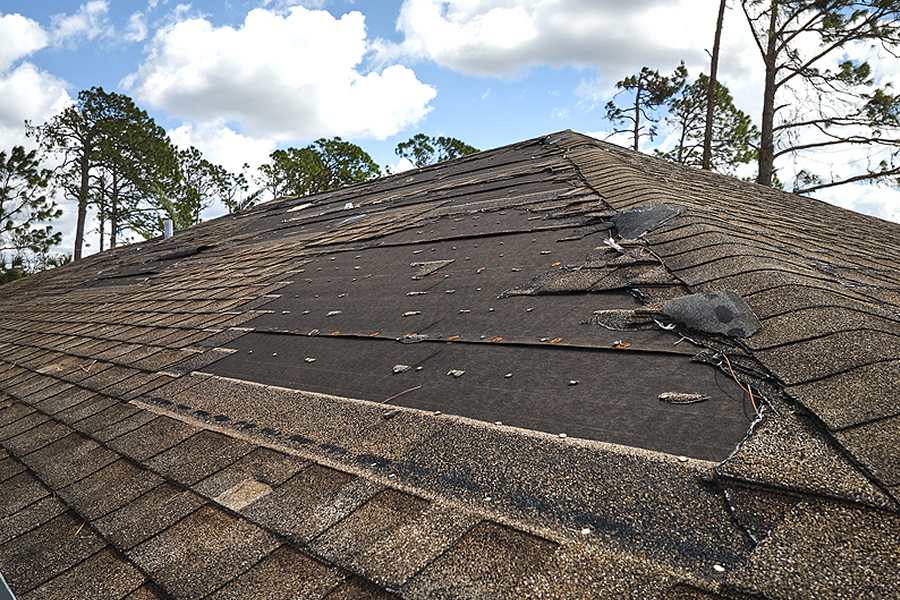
1 0 898 256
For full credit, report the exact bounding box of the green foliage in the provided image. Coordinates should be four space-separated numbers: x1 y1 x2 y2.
0 255 25 285
605 63 687 150
394 134 479 168
741 0 900 189
89 88 179 248
0 146 62 254
658 74 759 174
259 137 381 198
29 86 178 257
0 250 70 286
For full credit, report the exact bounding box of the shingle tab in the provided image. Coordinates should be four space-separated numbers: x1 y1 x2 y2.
128 505 279 599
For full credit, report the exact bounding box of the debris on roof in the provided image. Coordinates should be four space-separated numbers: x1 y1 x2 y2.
611 203 682 239
660 290 762 338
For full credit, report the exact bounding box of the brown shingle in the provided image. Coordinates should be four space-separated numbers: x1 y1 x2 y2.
0 512 105 593
128 505 279 599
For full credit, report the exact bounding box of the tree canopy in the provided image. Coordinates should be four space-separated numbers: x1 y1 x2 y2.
394 134 479 168
605 64 688 151
658 74 759 174
259 137 381 198
740 0 900 190
30 87 178 257
0 146 62 255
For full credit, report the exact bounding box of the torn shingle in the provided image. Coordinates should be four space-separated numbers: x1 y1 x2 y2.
661 290 761 338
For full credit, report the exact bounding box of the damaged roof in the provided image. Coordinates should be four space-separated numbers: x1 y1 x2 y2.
0 130 898 599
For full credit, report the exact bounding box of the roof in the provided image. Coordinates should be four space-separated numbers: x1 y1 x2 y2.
0 130 898 599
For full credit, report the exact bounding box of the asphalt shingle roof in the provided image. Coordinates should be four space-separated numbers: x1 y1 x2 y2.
0 131 897 598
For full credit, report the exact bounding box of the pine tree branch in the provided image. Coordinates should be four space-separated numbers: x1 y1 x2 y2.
794 166 900 194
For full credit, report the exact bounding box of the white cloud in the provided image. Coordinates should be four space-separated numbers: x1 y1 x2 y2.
124 12 149 42
169 120 276 172
814 183 900 224
50 0 114 45
0 13 48 72
0 13 71 150
125 6 436 141
380 1 754 79
387 156 416 174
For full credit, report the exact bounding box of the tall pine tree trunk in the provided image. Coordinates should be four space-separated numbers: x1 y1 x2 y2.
110 174 119 249
633 74 643 151
756 1 779 186
703 0 727 170
73 152 90 261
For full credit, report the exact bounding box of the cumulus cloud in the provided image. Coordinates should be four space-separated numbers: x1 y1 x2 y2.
0 13 48 72
50 0 114 45
169 120 277 172
380 1 754 80
125 6 437 141
0 13 71 149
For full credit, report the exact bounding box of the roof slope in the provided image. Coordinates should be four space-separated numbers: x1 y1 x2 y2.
0 131 897 599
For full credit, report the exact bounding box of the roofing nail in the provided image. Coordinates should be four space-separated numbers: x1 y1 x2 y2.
488 307 495 312
526 307 534 312
326 310 342 317
558 433 567 438
272 353 278 357
337 293 346 298
677 456 688 463
713 564 726 573
459 309 471 314
540 250 551 255
568 380 579 386
494 421 502 425
392 364 410 374
447 369 465 377
302 310 310 315
403 311 421 317
305 357 316 363
248 350 253 354
504 373 512 378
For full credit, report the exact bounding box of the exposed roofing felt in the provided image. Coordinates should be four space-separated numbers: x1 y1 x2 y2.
0 130 898 599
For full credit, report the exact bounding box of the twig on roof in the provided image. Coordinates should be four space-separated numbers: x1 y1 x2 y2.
721 353 759 415
383 385 423 404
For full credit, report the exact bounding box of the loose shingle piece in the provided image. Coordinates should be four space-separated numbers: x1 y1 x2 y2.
0 131 898 598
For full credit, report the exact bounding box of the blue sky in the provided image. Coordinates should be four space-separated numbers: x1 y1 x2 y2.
1 0 598 169
1 0 898 254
